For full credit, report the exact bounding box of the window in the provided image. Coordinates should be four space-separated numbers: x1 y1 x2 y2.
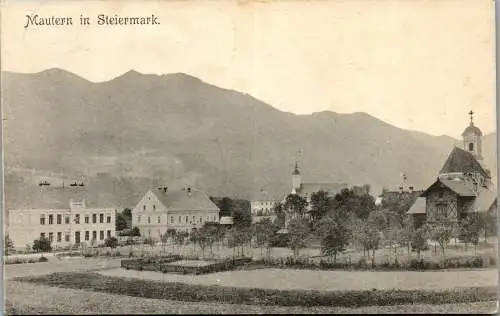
65 232 70 242
153 205 156 211
85 231 89 241
192 216 195 223
65 214 70 224
57 214 62 224
199 217 202 223
469 143 474 151
178 216 181 223
85 216 89 224
100 231 104 240
148 217 151 224
143 205 146 211
92 214 97 223
99 214 104 223
157 216 160 223
40 215 45 225
107 230 111 238
171 216 174 224
207 216 209 222
92 231 97 240
40 232 45 238
48 215 54 225
138 216 141 224
48 232 54 242
57 232 62 242
75 214 80 224
185 216 188 223
107 216 111 223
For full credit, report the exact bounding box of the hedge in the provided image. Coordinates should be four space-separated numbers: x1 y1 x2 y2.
253 254 496 271
4 256 48 265
18 272 496 307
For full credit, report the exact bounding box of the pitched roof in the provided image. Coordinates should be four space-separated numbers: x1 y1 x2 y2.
422 178 476 197
154 188 220 212
297 182 348 196
440 146 488 177
8 186 119 210
470 190 497 213
407 197 426 214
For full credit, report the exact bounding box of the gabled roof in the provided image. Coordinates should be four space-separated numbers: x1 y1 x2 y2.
153 188 220 212
470 190 497 213
422 177 476 197
407 197 426 214
440 146 488 178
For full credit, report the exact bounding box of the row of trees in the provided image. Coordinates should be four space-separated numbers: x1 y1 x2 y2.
271 188 495 266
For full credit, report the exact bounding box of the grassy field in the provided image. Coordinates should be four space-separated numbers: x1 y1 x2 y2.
6 281 497 314
100 267 498 291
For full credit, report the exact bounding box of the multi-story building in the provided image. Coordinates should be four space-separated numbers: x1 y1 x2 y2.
6 187 117 250
250 200 277 223
132 186 220 240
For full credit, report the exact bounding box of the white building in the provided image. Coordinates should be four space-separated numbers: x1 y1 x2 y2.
6 187 117 250
132 186 220 240
250 200 278 223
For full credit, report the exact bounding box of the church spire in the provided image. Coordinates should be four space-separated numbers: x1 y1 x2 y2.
462 110 483 161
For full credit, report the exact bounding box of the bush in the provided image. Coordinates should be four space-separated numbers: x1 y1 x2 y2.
104 237 118 248
39 256 48 262
20 272 497 307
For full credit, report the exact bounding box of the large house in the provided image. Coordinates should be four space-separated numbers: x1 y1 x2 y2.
251 199 278 223
131 186 220 240
407 113 497 228
6 186 117 250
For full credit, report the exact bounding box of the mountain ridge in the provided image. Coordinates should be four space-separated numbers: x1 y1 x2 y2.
2 68 496 209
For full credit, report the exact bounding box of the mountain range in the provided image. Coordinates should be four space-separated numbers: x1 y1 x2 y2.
1 69 496 209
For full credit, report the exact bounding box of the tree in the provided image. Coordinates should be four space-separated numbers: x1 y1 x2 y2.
283 194 308 220
174 231 188 250
33 236 52 253
165 228 177 253
123 208 132 219
411 225 429 259
429 220 456 257
131 226 141 237
316 215 349 263
459 214 480 254
116 213 129 231
4 235 14 256
310 190 330 225
360 213 382 268
197 224 218 257
331 188 376 220
104 236 118 248
400 216 415 254
287 218 311 258
253 218 274 258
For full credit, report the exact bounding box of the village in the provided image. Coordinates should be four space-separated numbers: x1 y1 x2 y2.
4 112 498 314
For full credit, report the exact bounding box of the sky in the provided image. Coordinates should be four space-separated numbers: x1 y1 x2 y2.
1 0 496 138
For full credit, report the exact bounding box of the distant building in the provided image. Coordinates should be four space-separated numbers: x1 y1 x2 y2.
408 112 497 229
251 199 278 223
6 186 117 250
132 186 220 239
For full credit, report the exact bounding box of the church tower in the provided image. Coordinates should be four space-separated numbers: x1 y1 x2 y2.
292 162 301 193
462 110 483 162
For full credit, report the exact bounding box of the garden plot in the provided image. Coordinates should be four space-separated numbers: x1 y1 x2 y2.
99 267 498 291
169 260 218 267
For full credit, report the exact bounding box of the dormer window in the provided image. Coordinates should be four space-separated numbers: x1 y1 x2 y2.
469 143 474 151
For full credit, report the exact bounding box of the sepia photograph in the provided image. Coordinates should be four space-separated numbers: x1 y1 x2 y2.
1 0 498 314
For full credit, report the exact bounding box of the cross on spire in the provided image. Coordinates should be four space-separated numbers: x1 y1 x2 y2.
468 110 474 124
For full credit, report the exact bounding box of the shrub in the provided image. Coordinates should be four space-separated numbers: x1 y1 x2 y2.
104 237 118 248
39 256 48 262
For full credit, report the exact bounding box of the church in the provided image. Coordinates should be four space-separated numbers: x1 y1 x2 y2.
408 112 497 230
